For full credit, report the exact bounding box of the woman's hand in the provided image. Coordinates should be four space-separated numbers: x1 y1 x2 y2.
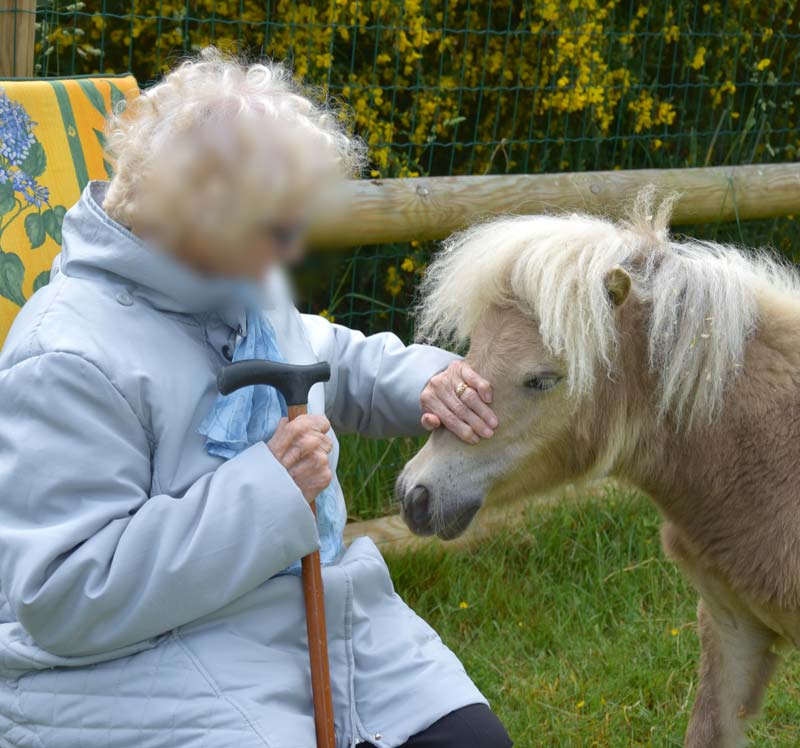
420 361 498 444
268 414 333 503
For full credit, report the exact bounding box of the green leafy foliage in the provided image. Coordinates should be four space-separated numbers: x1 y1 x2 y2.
32 270 50 293
26 1 800 334
0 250 26 306
24 213 46 249
20 141 46 179
42 206 65 244
0 184 15 216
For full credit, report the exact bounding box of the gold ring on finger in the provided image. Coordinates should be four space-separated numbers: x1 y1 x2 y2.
455 381 470 399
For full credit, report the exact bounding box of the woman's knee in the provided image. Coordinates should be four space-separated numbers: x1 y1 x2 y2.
401 703 512 748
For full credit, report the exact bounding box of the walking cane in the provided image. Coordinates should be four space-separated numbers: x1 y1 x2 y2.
218 359 336 748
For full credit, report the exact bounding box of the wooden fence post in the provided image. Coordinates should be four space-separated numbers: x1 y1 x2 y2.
0 0 36 78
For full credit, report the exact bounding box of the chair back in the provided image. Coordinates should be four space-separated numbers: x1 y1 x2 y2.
0 74 139 345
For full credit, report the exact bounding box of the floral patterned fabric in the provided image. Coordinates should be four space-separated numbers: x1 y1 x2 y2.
0 75 139 345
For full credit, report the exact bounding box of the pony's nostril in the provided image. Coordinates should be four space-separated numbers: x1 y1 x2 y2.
400 484 436 537
409 484 429 504
408 485 430 526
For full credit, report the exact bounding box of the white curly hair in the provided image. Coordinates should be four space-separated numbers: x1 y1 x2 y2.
103 47 365 249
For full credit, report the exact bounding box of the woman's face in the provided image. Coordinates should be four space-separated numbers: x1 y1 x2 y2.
174 219 307 280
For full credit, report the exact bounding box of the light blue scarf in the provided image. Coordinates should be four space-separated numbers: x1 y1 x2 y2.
198 309 345 572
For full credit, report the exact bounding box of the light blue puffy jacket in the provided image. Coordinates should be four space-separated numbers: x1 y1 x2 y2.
0 182 485 748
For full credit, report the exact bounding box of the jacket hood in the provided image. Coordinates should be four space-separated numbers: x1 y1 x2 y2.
58 181 260 332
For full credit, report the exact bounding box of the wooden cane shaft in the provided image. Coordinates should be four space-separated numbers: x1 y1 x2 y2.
301 537 336 748
288 401 336 748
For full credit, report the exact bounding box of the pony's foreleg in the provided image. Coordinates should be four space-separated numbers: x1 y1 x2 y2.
661 523 779 748
685 599 779 748
685 600 726 748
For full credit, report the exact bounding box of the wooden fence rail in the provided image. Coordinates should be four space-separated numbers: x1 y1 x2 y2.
308 162 800 249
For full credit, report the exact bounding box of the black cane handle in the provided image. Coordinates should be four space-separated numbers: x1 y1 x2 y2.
217 360 331 407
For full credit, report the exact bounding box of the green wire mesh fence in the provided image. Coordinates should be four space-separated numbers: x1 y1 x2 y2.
16 0 800 336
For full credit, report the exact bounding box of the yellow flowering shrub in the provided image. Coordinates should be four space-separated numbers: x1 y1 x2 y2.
34 0 800 333
38 0 798 178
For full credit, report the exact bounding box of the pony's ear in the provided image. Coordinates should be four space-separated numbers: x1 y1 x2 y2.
604 266 631 307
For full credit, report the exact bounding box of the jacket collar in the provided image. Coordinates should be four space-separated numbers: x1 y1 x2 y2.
58 181 264 333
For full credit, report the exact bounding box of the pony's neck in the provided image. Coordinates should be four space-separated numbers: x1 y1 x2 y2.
615 287 800 522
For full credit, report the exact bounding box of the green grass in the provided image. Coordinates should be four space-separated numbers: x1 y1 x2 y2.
382 487 800 747
337 434 422 521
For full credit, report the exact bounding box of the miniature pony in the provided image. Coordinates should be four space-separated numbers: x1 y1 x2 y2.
398 194 800 747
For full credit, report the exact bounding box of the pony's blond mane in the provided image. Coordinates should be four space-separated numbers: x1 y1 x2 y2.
415 193 799 425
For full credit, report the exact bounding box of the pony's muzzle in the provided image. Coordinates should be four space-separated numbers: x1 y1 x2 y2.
398 478 483 540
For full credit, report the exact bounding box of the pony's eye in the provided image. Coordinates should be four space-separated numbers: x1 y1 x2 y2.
523 374 561 391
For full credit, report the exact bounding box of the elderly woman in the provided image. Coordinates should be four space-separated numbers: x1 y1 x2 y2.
0 51 511 748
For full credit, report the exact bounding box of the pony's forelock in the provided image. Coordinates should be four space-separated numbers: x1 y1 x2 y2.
415 192 798 425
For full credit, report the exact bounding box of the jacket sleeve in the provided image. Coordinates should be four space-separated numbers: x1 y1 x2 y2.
308 318 459 437
0 351 320 658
